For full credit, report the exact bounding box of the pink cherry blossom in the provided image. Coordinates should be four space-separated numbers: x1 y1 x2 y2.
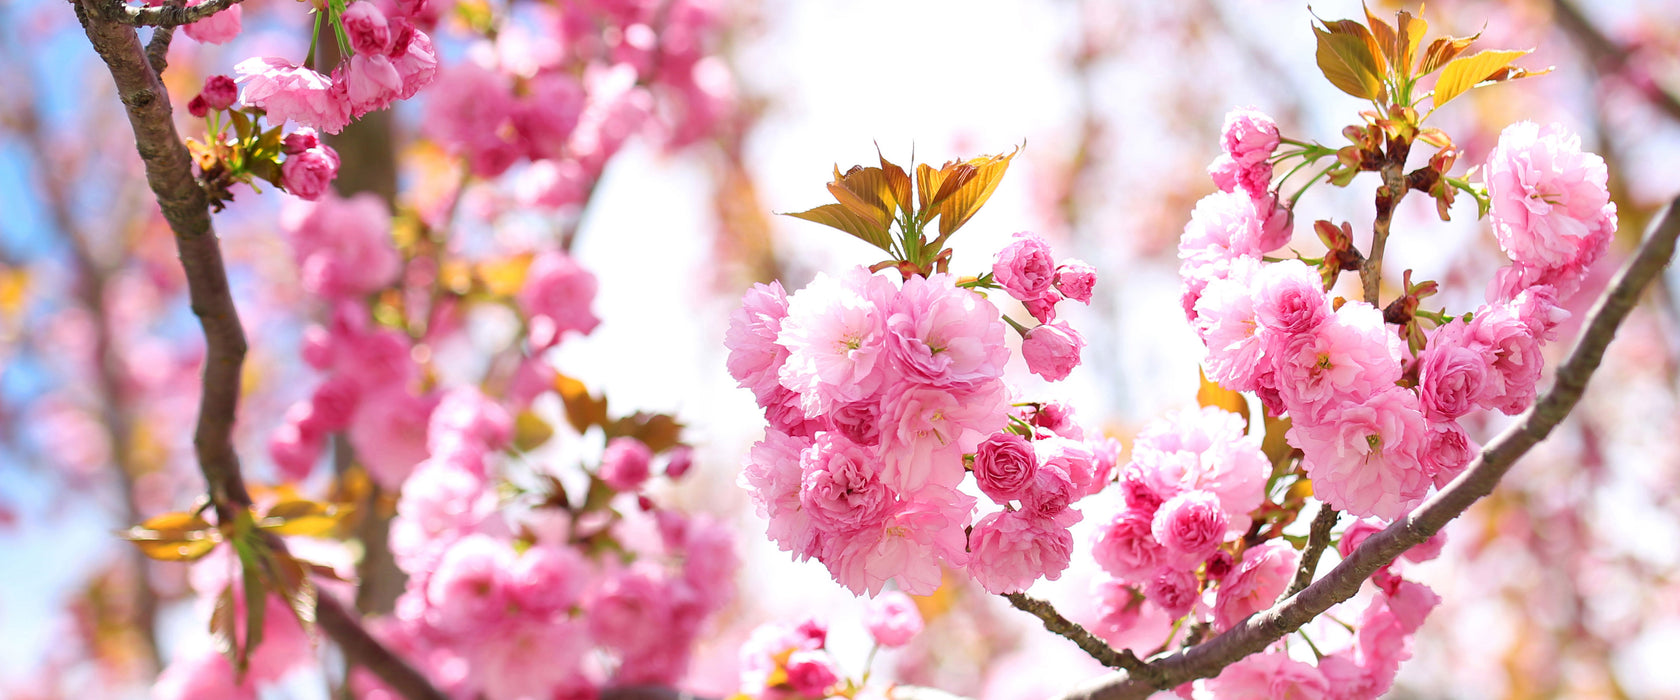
1092 507 1165 582
601 437 654 491
1253 258 1331 336
973 431 1037 504
1127 407 1267 535
516 251 602 349
777 268 895 414
342 53 404 117
798 432 897 533
1212 540 1298 630
1221 108 1281 168
389 21 439 99
1143 566 1200 619
1054 259 1097 303
1151 490 1228 566
342 1 393 55
1419 419 1475 489
235 57 350 134
1466 303 1544 415
181 0 241 44
992 231 1057 300
425 534 515 639
1195 261 1267 391
884 273 1009 388
877 379 1007 493
1417 323 1493 421
1485 121 1617 272
864 590 923 647
1289 387 1431 520
427 386 513 456
1022 321 1085 381
1203 649 1328 700
507 544 589 616
783 649 841 697
739 429 820 558
824 492 972 596
281 192 400 299
965 509 1076 594
1272 301 1402 421
280 142 341 201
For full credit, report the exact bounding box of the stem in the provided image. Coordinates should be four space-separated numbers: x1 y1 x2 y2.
1361 137 1412 305
1051 195 1680 700
1281 506 1339 600
1004 593 1162 685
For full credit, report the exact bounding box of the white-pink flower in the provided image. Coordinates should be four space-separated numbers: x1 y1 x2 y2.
1289 387 1431 520
885 273 1009 388
863 590 924 647
1212 540 1298 630
235 57 350 134
965 509 1075 594
798 431 898 533
516 250 601 349
1272 301 1402 422
777 268 895 414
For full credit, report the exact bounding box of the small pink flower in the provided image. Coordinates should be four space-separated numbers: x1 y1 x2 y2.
884 273 1009 388
199 75 238 110
427 387 513 456
1272 301 1402 422
1143 566 1200 619
281 143 341 201
1204 649 1328 700
776 268 895 414
1092 507 1164 582
965 509 1075 594
390 22 438 99
281 128 320 155
342 1 393 55
341 53 404 117
1150 490 1229 565
1467 303 1544 415
877 379 1007 494
1222 108 1281 167
725 281 791 406
1253 259 1330 336
1417 323 1492 420
1212 540 1298 630
1419 419 1475 489
601 437 654 492
663 446 693 479
992 231 1057 301
516 251 601 349
1054 259 1097 304
973 432 1037 504
425 534 515 639
739 429 821 558
181 0 241 44
784 650 841 697
506 544 588 616
349 388 436 491
1022 322 1085 381
824 493 973 596
864 591 923 648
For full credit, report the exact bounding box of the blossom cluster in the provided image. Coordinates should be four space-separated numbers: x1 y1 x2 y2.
1181 111 1612 520
736 592 924 700
234 1 439 135
425 0 734 201
991 231 1096 381
728 237 1110 596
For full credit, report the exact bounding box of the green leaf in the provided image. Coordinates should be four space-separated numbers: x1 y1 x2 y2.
1432 49 1531 109
228 109 252 143
121 511 220 561
782 203 894 251
1314 27 1386 100
513 410 555 452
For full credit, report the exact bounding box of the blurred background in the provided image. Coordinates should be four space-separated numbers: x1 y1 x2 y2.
2 0 1679 697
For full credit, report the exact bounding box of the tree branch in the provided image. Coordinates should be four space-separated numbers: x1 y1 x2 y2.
105 0 250 28
1282 506 1339 600
1053 195 1680 700
1003 593 1162 685
75 6 451 700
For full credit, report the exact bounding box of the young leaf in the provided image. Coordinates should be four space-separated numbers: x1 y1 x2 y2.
474 253 534 297
1417 33 1479 77
1394 10 1428 76
513 409 555 451
554 372 609 434
915 161 955 214
927 148 1017 236
1432 49 1532 109
783 203 894 252
827 165 899 229
1362 5 1399 72
259 499 344 537
121 511 220 561
877 150 913 217
1314 27 1387 100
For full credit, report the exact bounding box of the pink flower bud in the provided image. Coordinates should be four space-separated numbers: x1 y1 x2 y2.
282 127 321 155
1022 289 1061 324
663 445 693 479
1021 321 1085 382
992 231 1057 301
1221 108 1280 167
601 437 653 491
783 649 839 697
1151 490 1228 563
187 95 209 118
863 591 923 648
281 144 341 202
972 432 1037 504
200 74 238 111
341 1 393 55
1054 259 1096 303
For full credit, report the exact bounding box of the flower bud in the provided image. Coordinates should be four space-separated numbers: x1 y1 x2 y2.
200 74 238 111
1021 321 1085 382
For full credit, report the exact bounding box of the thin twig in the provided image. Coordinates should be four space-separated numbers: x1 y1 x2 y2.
1282 506 1339 600
1003 593 1162 685
1052 195 1680 700
144 26 174 74
1361 140 1411 305
316 595 448 700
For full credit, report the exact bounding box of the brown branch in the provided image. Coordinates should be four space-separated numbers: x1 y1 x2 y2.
1361 140 1411 305
1282 506 1339 600
1052 194 1680 700
316 595 448 700
1003 593 1162 685
106 0 250 27
144 26 174 74
75 6 451 700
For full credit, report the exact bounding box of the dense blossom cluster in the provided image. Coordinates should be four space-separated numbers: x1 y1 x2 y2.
1180 111 1612 520
234 1 439 135
425 0 734 205
728 236 1108 596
